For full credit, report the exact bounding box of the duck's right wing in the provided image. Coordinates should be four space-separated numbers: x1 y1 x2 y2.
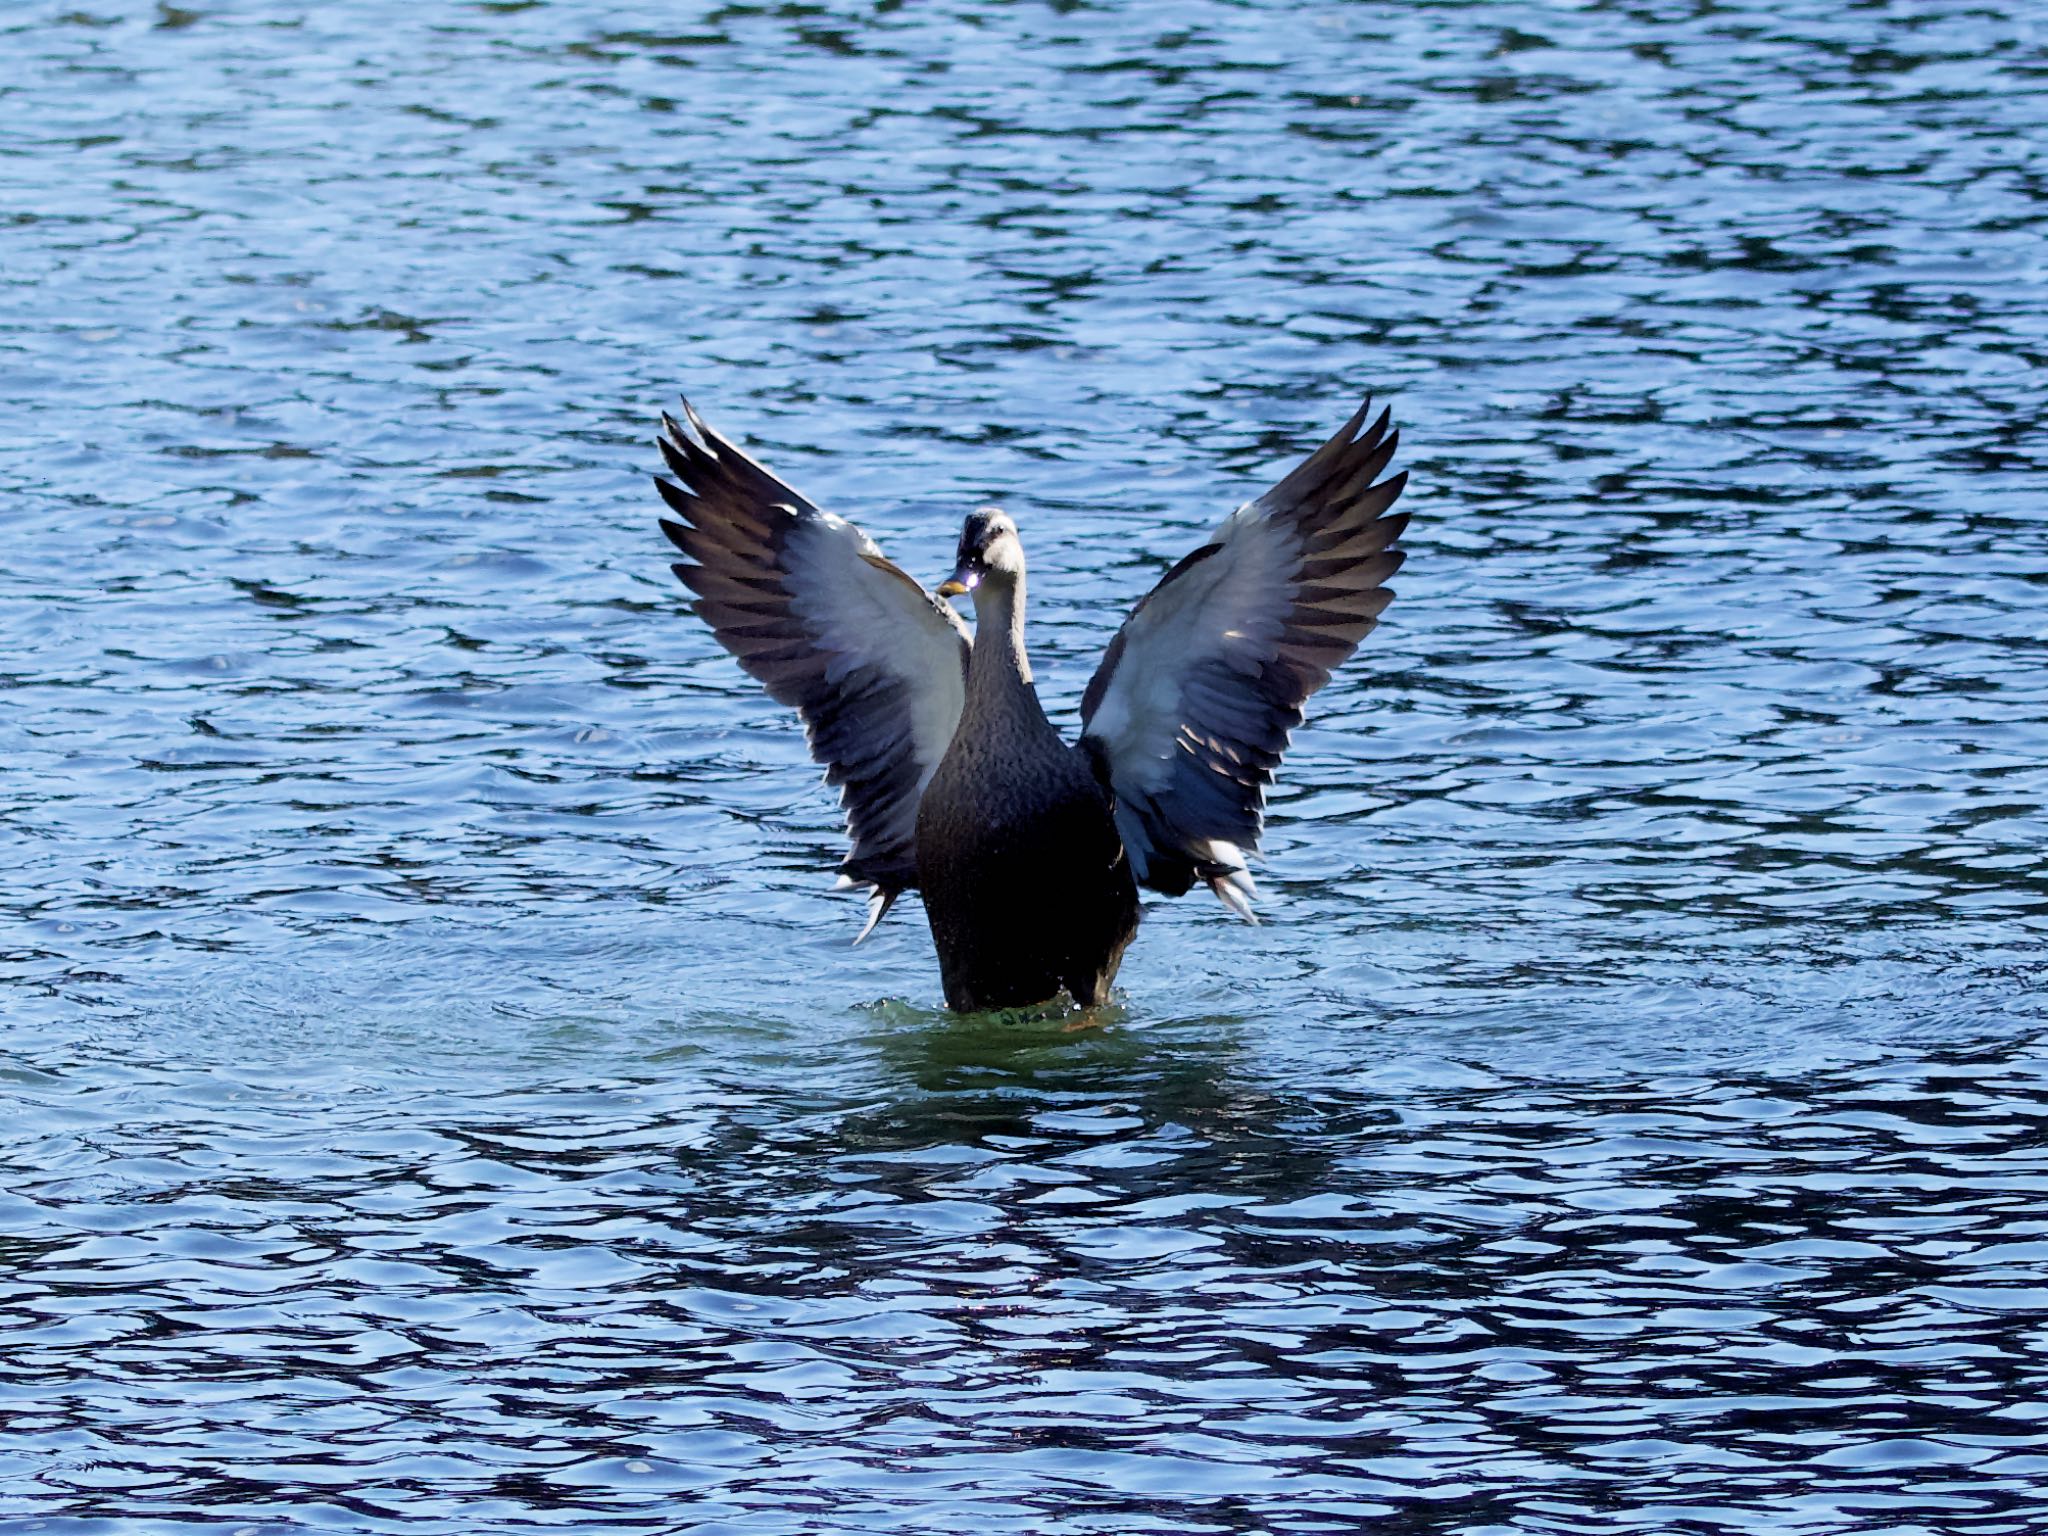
655 401 970 939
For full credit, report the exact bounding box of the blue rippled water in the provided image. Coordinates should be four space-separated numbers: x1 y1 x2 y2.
3 1 2045 1531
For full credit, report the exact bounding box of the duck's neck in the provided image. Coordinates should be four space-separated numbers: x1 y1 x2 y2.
965 573 1046 725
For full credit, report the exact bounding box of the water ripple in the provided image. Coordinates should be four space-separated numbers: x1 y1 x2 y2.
4 0 2046 1530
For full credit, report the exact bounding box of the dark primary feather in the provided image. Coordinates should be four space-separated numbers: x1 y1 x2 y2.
1080 397 1409 914
654 401 969 928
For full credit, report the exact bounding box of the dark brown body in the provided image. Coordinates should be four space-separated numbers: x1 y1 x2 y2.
915 724 1139 1012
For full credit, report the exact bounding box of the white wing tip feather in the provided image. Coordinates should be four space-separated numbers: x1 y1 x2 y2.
1210 872 1258 924
852 886 896 945
1201 841 1259 923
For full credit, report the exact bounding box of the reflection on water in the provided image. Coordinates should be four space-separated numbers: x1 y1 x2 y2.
4 1008 2043 1532
3 0 2046 1530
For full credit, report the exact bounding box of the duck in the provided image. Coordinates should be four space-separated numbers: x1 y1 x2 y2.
654 395 1409 1012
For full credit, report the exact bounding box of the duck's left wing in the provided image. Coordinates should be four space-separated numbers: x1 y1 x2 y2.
1079 397 1409 918
655 401 970 939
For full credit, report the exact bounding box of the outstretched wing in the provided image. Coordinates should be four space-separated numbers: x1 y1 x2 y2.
655 401 970 938
1079 397 1409 918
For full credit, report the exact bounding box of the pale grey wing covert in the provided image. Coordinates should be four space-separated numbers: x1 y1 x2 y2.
655 402 971 938
1079 398 1409 917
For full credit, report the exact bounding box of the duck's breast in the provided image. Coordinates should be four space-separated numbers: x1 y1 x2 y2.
915 738 1137 1010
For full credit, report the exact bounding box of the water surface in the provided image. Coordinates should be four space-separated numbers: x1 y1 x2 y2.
3 1 2045 1531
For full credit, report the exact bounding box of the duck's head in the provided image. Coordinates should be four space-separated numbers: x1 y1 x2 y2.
937 506 1023 598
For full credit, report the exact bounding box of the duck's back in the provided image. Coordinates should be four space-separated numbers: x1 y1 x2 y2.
915 726 1139 1012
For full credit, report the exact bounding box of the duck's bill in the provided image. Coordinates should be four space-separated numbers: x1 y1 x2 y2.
937 567 979 598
